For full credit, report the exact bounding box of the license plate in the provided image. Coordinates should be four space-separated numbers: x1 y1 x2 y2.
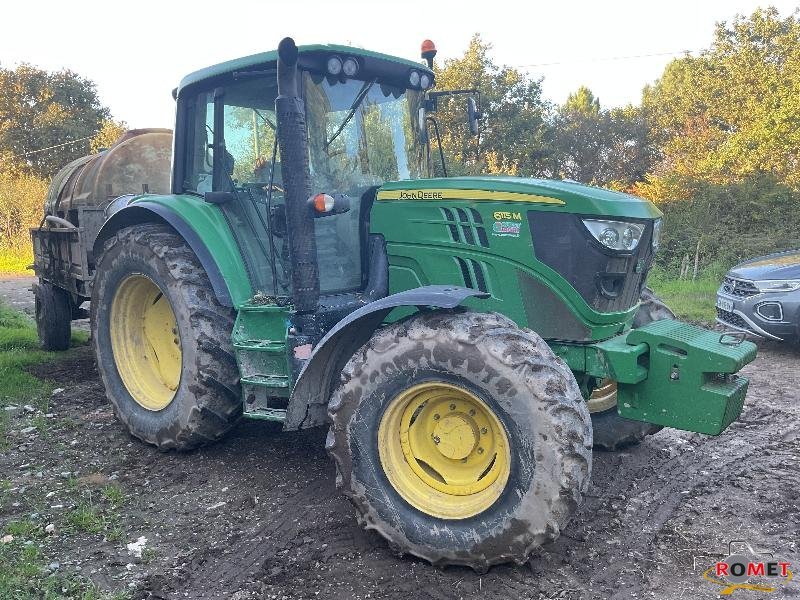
716 296 734 312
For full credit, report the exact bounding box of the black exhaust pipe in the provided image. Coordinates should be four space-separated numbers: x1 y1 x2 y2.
276 37 320 321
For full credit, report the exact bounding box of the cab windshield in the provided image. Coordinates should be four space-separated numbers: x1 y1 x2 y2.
304 73 427 197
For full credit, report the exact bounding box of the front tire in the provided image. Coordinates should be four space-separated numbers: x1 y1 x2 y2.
327 310 592 570
91 224 241 450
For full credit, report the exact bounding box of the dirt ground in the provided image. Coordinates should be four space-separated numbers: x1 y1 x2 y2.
1 278 798 599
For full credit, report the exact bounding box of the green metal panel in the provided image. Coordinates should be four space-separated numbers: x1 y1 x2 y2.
371 181 652 339
128 194 253 307
377 177 663 219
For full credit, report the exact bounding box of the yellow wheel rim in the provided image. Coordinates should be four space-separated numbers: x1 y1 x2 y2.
587 379 618 413
377 382 511 519
110 275 181 411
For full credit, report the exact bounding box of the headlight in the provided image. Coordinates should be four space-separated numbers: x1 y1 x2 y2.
582 219 644 251
408 70 421 87
327 56 343 75
420 73 432 89
342 57 359 77
652 218 662 251
754 279 800 293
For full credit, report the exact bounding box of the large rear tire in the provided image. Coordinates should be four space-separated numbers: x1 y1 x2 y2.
34 280 72 351
590 286 676 451
327 310 592 570
91 224 241 450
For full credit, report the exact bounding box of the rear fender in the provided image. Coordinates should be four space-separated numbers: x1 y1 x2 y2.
93 195 252 307
284 285 489 430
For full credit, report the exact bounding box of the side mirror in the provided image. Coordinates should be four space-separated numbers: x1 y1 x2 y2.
418 107 428 144
308 193 351 218
467 97 480 136
270 203 287 238
204 191 236 204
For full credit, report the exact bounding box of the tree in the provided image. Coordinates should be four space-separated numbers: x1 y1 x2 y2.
0 64 111 178
432 34 552 177
90 119 127 154
563 86 600 116
642 8 800 192
550 88 653 187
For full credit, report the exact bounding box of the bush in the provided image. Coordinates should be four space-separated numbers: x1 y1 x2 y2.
0 171 47 250
651 175 800 277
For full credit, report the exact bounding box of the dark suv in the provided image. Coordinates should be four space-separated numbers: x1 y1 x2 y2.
716 250 800 343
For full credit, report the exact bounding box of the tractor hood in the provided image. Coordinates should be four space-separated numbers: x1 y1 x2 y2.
377 176 662 219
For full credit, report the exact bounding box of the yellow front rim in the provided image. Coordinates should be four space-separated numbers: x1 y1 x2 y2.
110 275 181 411
377 382 511 520
587 379 618 413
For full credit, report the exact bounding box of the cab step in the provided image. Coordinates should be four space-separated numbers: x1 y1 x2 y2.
243 406 287 422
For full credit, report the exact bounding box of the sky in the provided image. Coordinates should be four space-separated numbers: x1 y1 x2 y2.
2 0 798 130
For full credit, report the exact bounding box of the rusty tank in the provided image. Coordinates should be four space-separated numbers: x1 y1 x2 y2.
33 128 173 299
45 128 172 215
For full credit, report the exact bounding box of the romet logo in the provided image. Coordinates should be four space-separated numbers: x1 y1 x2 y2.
398 190 443 200
702 541 793 595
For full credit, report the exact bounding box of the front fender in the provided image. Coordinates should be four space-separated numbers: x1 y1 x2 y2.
93 194 252 307
284 285 489 430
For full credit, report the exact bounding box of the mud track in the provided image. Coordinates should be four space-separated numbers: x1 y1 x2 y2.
1 280 798 598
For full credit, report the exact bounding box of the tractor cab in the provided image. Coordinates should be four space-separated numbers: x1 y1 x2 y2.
172 45 435 304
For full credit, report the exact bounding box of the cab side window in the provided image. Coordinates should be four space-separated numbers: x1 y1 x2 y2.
184 92 214 193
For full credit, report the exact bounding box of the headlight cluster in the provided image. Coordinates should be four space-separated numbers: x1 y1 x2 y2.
754 279 800 293
326 55 360 78
582 219 644 251
652 218 662 251
408 69 434 90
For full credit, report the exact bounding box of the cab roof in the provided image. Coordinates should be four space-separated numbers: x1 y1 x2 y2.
177 43 432 97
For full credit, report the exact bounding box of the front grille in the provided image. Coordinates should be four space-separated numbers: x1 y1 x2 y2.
528 212 654 313
716 307 750 330
721 276 759 298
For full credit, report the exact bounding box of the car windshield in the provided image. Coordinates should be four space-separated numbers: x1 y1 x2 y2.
304 73 427 198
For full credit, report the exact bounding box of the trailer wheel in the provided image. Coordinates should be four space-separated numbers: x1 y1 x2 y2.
590 286 676 450
34 280 72 351
327 310 592 570
91 224 241 450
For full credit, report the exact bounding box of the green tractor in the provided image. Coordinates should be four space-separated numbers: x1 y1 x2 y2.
31 37 756 570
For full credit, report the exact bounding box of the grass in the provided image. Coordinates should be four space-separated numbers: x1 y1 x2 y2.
647 270 720 324
0 534 129 599
0 301 87 447
0 304 54 449
0 247 34 275
101 485 125 509
0 302 128 597
66 502 105 534
0 304 55 402
65 484 127 543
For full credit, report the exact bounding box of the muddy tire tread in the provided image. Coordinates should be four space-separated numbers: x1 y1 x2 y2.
92 224 241 451
327 310 592 570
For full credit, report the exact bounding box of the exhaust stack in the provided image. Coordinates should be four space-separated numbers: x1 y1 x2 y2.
275 37 320 318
